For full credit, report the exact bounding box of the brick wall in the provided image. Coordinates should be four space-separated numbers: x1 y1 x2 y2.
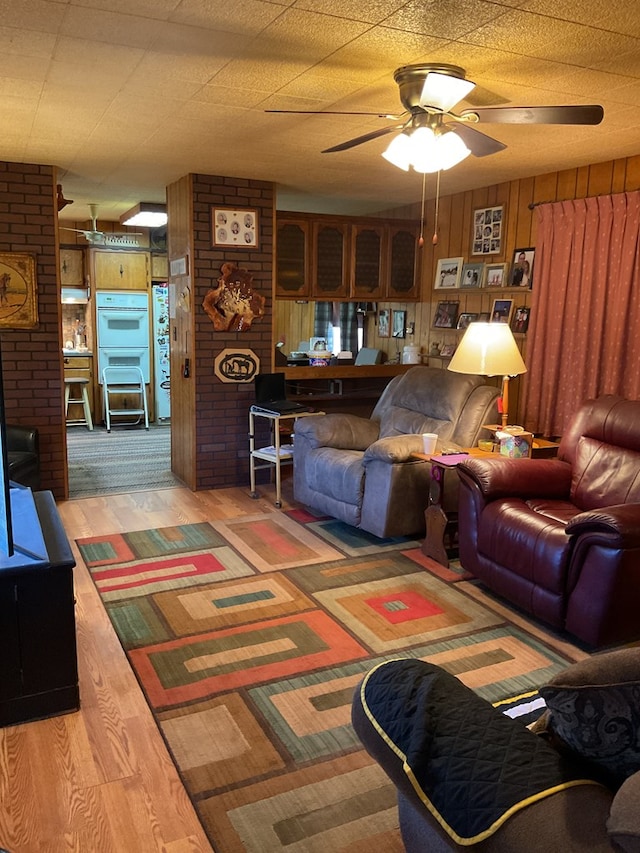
192 175 274 489
0 161 66 498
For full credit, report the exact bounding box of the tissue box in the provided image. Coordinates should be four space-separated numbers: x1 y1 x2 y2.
497 430 533 458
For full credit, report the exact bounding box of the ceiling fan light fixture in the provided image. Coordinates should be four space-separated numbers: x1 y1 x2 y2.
382 132 412 170
120 202 167 228
420 71 475 112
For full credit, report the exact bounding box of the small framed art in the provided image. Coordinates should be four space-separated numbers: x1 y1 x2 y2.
508 248 534 288
434 257 463 289
484 262 509 288
472 205 504 255
439 343 457 358
491 298 514 324
392 309 407 338
0 252 38 329
456 312 478 330
511 305 531 333
461 262 484 288
212 207 258 247
378 308 390 338
433 301 459 329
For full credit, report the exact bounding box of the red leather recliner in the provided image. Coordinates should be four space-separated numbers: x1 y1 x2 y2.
457 396 640 647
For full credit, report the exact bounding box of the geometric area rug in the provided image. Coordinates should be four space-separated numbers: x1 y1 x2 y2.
76 509 579 853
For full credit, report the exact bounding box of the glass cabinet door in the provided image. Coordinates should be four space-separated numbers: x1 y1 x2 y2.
275 220 310 298
351 225 385 299
387 226 420 300
312 221 349 299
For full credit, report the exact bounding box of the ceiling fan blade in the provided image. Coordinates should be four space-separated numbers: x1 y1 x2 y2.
266 109 403 119
322 124 405 153
460 104 604 125
448 124 507 158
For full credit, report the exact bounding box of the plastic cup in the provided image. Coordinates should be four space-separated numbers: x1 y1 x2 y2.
422 433 438 454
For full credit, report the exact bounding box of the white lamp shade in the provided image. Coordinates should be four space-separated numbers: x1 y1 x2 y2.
419 71 476 112
383 126 470 174
447 322 527 377
381 133 412 170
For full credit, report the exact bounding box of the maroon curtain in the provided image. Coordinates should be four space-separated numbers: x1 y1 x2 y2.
524 192 640 437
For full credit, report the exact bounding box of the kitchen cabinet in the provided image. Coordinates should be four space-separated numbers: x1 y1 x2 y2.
59 247 85 287
92 249 150 291
151 253 168 280
275 213 420 301
351 223 386 299
276 219 310 297
63 354 95 421
387 224 421 300
312 220 349 299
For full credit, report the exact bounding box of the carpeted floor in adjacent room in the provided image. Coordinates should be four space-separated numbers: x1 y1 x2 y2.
67 424 180 498
76 506 584 853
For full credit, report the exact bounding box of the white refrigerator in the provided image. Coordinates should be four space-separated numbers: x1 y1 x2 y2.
152 284 171 420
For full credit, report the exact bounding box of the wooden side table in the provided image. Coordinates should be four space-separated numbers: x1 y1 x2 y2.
414 439 560 567
412 449 491 567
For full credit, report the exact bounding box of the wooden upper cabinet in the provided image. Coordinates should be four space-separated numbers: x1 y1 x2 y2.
92 250 150 291
387 224 420 300
275 220 310 298
312 220 349 299
59 248 85 287
350 223 385 300
275 212 420 301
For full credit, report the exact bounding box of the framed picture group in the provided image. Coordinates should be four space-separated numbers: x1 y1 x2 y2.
432 250 534 291
472 205 504 255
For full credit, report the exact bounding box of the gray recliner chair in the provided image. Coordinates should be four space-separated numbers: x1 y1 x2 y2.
292 366 499 538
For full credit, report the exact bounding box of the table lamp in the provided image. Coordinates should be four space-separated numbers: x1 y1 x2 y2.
447 322 527 428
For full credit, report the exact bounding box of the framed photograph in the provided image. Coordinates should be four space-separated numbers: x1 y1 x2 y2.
440 343 457 358
434 257 463 289
509 247 535 288
460 262 484 289
212 207 258 247
0 252 38 329
472 205 504 255
484 262 509 288
477 311 491 322
456 312 478 330
491 298 514 324
433 300 459 329
392 309 407 338
511 305 531 334
378 308 390 338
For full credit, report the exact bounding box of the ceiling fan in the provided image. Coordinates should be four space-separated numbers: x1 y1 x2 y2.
267 63 604 169
60 204 142 245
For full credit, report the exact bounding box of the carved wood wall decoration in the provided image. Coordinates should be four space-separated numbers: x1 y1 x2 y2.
202 262 265 332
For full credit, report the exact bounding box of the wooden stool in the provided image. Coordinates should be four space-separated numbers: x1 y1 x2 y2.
64 377 93 430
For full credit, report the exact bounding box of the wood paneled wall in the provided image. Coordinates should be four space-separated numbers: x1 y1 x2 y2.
275 153 640 427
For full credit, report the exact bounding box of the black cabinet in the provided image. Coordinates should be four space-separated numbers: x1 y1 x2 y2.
0 489 79 727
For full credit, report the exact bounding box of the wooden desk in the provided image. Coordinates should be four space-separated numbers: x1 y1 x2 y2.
279 364 414 417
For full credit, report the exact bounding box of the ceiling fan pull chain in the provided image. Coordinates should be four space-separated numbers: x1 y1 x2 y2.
419 171 426 248
432 170 441 246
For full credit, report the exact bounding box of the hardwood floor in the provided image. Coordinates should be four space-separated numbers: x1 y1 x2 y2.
0 483 292 853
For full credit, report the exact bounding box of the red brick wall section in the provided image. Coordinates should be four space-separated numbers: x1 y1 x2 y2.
192 175 274 489
0 161 66 498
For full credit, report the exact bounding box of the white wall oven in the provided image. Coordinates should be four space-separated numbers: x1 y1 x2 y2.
96 291 150 382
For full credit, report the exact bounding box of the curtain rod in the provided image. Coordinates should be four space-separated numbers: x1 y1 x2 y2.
528 189 632 211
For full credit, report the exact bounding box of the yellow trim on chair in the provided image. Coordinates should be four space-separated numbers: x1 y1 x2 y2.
358 660 602 846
